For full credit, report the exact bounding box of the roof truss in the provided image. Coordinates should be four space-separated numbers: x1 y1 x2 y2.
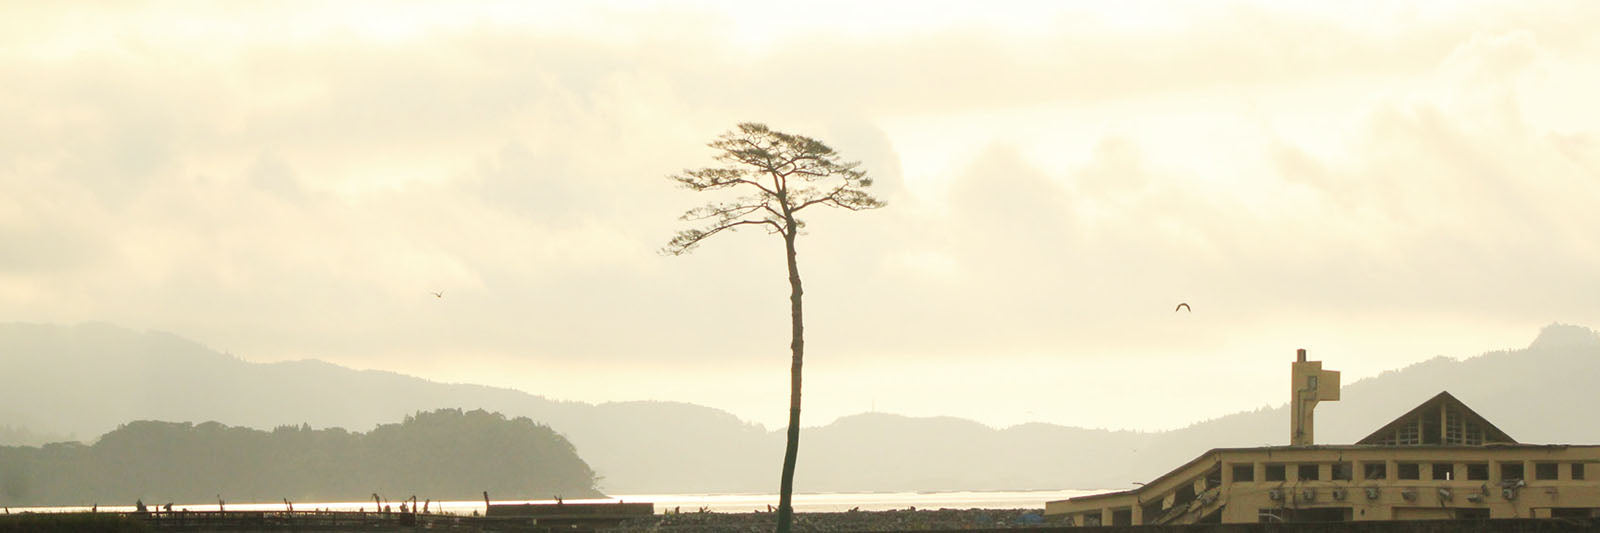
1356 391 1515 446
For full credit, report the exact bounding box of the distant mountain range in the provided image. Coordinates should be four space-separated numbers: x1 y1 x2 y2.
0 322 774 494
1 322 1597 494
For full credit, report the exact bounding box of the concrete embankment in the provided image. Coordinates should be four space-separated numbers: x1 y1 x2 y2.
611 507 1049 531
612 509 1595 532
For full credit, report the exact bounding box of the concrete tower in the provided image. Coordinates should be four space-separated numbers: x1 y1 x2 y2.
1290 348 1340 446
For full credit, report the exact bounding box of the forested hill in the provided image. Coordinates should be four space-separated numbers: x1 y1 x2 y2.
0 409 602 507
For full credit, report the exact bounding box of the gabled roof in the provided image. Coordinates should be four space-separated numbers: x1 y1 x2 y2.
1356 391 1515 446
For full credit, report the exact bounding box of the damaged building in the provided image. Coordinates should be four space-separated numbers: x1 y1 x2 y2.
1044 350 1600 525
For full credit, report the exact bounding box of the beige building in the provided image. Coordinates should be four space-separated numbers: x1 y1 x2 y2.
1044 350 1600 526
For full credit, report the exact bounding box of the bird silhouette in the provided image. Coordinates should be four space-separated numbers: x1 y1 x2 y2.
1175 303 1191 312
430 291 443 298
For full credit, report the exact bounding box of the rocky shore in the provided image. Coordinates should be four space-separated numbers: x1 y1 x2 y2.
610 508 1055 532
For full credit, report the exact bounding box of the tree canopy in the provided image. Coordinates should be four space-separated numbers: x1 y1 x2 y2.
665 123 883 255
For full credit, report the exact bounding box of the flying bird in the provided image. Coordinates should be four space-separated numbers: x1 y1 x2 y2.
1175 302 1191 313
431 291 443 298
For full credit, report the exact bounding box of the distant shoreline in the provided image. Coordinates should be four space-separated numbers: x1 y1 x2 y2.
3 488 1103 516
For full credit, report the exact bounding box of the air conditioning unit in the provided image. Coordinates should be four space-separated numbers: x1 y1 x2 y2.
1502 487 1517 500
1331 488 1347 501
1401 489 1417 502
1466 493 1484 503
1268 489 1283 501
1437 488 1452 502
1301 489 1316 502
1365 487 1380 500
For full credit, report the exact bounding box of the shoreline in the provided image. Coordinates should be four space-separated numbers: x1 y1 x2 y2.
1 488 1103 516
0 507 1059 533
611 507 1054 531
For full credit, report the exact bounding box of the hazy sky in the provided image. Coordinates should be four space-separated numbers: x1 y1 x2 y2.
4 1 1599 431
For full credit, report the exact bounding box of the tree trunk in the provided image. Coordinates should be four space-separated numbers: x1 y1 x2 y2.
775 229 804 533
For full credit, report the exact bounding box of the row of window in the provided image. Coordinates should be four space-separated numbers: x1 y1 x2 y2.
1231 461 1586 482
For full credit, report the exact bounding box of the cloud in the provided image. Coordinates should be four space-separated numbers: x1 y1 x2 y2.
246 152 305 201
2 2 1600 428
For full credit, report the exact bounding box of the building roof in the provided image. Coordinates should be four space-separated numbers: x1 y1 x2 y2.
1354 391 1515 446
1052 390 1535 507
1055 443 1592 505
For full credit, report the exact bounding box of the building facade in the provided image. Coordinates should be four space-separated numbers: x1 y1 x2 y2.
1043 352 1600 526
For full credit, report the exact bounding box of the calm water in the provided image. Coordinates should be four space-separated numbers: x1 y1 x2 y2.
8 489 1111 515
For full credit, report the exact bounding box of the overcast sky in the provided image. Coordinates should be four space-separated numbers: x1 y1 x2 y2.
4 1 1599 431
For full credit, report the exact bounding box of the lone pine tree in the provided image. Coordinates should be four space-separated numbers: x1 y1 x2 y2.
664 123 884 533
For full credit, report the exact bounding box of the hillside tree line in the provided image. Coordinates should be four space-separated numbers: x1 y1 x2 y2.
0 408 601 507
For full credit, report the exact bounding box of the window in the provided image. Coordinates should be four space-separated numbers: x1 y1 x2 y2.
1363 462 1388 480
1464 420 1484 445
1395 420 1421 445
1574 463 1586 481
1398 462 1421 480
1332 462 1352 481
1536 463 1559 480
1111 508 1132 526
1467 463 1489 481
1173 484 1197 507
1265 464 1286 482
1444 405 1465 444
1298 464 1320 481
1233 464 1255 482
1432 463 1454 481
1141 499 1164 524
1421 412 1442 445
1501 462 1524 481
